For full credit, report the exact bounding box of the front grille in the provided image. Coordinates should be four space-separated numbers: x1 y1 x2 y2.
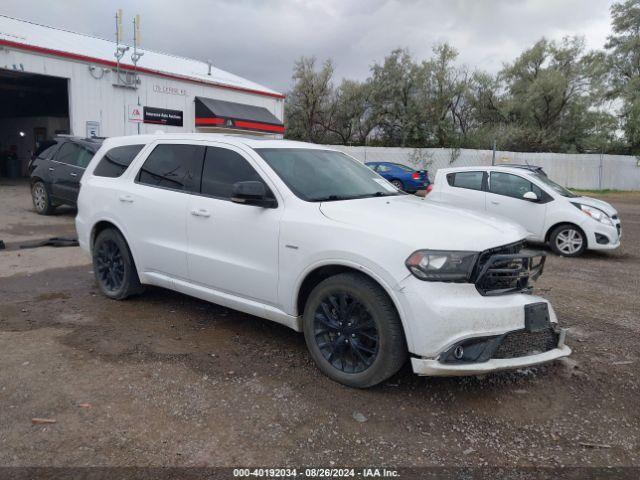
473 242 545 296
492 327 559 359
473 241 525 278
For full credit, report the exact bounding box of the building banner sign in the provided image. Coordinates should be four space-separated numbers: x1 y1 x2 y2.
143 107 183 127
128 105 144 123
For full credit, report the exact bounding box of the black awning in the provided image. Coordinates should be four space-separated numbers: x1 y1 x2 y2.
195 96 284 133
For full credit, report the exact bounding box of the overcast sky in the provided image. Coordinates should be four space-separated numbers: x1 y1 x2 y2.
2 0 617 93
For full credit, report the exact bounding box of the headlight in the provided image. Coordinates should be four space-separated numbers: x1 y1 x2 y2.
572 203 613 226
405 250 478 282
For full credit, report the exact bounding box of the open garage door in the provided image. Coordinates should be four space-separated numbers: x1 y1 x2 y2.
0 69 70 178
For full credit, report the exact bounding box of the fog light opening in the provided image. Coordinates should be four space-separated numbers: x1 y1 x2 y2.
595 233 609 245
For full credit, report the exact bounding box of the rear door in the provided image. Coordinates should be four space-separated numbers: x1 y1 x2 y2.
438 170 487 211
186 144 282 305
486 171 548 239
124 142 205 280
51 142 95 203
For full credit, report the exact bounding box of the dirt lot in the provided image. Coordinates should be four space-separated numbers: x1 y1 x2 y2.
0 179 638 468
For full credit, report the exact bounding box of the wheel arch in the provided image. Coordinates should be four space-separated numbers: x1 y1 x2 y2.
90 219 133 256
295 263 409 345
90 219 144 277
544 221 586 243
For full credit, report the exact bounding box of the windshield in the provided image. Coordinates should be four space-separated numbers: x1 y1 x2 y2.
532 173 578 198
256 148 402 202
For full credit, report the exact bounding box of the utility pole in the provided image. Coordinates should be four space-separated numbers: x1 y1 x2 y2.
491 139 496 165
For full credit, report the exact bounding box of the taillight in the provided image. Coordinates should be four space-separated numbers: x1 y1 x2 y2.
412 172 420 180
425 184 434 194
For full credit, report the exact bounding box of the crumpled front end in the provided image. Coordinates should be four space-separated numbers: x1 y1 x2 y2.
394 241 571 376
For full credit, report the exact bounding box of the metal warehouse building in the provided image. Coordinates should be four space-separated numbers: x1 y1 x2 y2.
0 15 285 176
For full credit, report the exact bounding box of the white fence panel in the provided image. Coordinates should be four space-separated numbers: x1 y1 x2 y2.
327 146 640 191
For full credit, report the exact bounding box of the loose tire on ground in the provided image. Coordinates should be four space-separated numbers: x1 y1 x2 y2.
302 272 407 388
92 228 143 300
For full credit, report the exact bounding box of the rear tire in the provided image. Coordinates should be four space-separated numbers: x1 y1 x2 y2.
549 224 586 257
31 181 55 215
302 272 407 388
92 228 143 300
391 179 404 191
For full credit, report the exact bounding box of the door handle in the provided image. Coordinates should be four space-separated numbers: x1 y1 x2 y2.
190 208 211 218
48 167 55 172
118 195 135 203
490 200 500 205
70 172 78 177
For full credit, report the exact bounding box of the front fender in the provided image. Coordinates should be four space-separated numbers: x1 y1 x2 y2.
287 254 415 350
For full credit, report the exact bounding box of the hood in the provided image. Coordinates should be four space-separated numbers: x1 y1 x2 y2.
320 195 527 252
572 196 618 217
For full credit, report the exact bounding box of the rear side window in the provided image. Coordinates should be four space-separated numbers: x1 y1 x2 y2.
201 147 269 199
93 145 145 178
137 144 205 192
56 142 95 168
447 171 484 191
35 141 58 159
490 172 543 199
394 164 414 172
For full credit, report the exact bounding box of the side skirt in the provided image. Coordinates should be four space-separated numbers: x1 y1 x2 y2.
142 271 302 332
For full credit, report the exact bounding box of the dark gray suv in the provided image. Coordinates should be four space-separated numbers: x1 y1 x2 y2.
28 136 103 215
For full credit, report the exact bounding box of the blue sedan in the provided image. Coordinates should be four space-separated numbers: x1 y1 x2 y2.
365 162 430 193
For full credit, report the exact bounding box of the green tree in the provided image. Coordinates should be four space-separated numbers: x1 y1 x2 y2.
285 57 334 143
420 43 470 147
322 79 376 145
368 48 427 146
498 37 616 152
606 0 640 153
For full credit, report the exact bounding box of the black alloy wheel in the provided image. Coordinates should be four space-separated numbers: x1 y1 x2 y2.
303 272 407 388
313 292 379 373
95 238 125 293
92 228 143 300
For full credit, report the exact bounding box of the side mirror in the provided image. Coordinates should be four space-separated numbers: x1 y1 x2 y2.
231 181 277 208
523 191 538 201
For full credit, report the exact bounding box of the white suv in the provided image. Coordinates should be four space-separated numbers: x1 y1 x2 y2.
428 166 621 257
76 134 570 388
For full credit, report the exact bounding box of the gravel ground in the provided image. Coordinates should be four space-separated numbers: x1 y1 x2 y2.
0 181 638 468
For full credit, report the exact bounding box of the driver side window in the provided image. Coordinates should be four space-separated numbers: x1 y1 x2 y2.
489 172 542 200
201 147 272 200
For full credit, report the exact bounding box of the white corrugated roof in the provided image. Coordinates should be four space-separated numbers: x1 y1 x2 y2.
0 15 283 98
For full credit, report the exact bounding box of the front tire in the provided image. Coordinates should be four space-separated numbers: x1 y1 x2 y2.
92 228 143 300
31 181 55 215
549 224 586 257
302 272 407 388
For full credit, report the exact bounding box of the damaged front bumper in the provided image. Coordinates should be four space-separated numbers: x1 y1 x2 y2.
410 326 571 376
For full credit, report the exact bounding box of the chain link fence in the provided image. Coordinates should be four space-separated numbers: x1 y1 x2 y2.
328 146 640 191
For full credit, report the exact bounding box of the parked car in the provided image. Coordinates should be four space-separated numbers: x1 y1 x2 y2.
365 161 429 193
428 166 621 257
76 134 570 388
29 136 104 214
